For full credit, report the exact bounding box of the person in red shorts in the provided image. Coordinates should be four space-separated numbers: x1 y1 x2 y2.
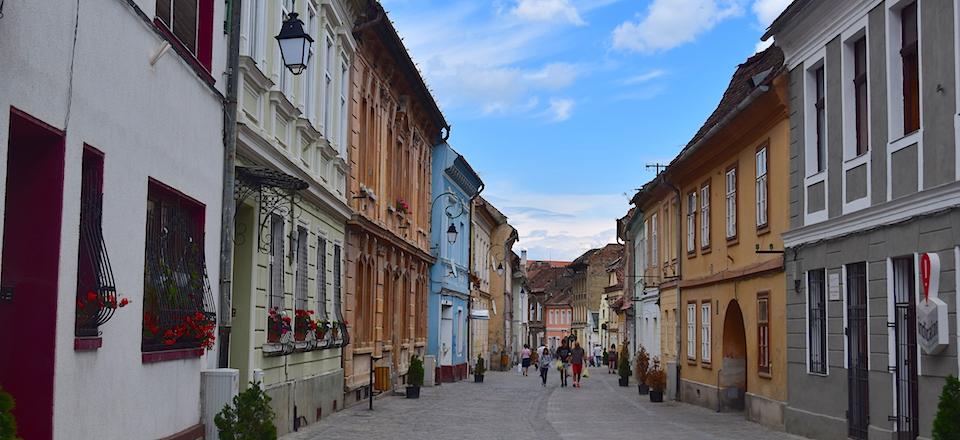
570 342 586 388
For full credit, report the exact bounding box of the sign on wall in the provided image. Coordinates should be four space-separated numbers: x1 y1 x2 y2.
917 252 949 355
828 272 841 301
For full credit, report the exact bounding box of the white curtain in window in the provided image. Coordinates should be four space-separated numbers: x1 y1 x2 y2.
725 169 737 238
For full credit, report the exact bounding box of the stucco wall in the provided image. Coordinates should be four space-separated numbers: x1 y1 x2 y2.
0 1 228 438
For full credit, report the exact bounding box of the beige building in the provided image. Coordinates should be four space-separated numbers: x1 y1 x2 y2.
471 197 517 370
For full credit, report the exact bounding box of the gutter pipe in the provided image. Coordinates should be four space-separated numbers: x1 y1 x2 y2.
217 0 242 369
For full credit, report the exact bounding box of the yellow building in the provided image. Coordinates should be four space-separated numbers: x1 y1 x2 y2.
672 47 788 428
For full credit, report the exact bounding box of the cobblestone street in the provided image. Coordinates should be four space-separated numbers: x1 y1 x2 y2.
283 367 804 440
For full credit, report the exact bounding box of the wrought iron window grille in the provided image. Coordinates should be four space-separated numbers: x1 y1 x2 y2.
234 166 308 254
75 155 118 337
142 201 217 352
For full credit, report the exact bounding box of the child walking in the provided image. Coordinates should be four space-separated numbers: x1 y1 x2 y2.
538 349 553 386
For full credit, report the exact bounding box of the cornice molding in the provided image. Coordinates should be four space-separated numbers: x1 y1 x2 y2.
777 0 882 69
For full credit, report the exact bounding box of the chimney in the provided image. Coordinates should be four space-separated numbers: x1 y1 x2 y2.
520 249 528 267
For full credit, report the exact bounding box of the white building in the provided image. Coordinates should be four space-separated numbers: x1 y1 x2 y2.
0 1 227 439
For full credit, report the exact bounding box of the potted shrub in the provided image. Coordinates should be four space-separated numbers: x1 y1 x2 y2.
406 355 424 399
646 358 667 403
474 355 486 383
214 382 277 440
635 346 650 395
933 375 960 439
0 386 19 440
617 345 631 387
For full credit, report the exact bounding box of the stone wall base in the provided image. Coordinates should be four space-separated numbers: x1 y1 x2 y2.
264 369 344 437
745 392 785 429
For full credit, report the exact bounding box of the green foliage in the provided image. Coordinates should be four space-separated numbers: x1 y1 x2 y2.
214 382 277 440
408 355 425 387
617 345 631 379
474 355 486 376
602 349 609 363
645 358 668 392
634 346 650 383
933 375 960 440
0 386 19 440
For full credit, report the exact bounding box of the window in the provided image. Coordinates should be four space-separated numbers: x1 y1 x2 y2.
332 244 347 344
725 167 737 240
900 2 920 134
156 0 198 54
807 269 827 374
701 301 711 364
756 146 768 228
339 58 349 155
686 192 696 254
268 214 284 312
278 0 293 95
814 66 826 173
317 237 327 319
244 0 263 60
651 213 659 267
323 33 334 136
687 302 696 360
294 227 309 340
700 183 710 249
758 293 770 375
304 5 318 121
75 147 118 338
853 37 869 156
142 180 215 352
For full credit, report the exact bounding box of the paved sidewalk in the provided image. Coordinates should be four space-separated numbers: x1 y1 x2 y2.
282 367 805 440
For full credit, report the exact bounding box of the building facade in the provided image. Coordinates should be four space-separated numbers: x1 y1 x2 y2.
545 293 573 351
228 0 358 433
343 0 442 405
0 0 227 438
766 1 960 438
427 143 482 382
671 47 789 427
472 196 517 369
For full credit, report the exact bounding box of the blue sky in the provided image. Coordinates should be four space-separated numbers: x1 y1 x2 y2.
381 0 791 260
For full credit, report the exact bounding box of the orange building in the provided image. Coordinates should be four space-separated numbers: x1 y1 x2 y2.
342 2 443 405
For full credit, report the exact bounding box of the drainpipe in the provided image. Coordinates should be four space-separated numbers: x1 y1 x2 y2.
467 181 484 367
217 0 242 369
663 178 683 400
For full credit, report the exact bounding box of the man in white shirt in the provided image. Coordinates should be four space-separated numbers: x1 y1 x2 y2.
593 345 603 367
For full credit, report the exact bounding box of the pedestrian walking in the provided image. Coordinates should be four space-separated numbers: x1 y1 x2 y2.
538 350 553 386
607 343 618 374
521 344 532 376
570 342 585 388
593 344 602 367
556 339 572 387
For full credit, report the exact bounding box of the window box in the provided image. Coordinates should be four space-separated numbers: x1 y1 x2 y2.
74 337 103 352
142 348 204 364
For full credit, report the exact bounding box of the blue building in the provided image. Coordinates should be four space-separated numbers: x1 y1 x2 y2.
428 142 482 382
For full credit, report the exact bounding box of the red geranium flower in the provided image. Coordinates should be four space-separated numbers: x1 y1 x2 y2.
86 291 97 302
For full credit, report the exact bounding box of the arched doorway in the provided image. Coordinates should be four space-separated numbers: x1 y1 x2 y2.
720 300 747 411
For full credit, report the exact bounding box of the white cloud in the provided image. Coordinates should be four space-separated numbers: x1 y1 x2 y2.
523 63 579 89
752 0 792 27
547 98 574 121
485 186 626 261
622 69 666 85
612 0 744 54
511 0 586 26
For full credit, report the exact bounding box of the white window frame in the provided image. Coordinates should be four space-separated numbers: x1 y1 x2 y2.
701 302 711 363
725 167 737 239
339 54 350 157
841 19 873 214
303 3 318 123
802 49 829 225
700 183 710 249
805 269 829 375
650 213 658 267
885 0 923 200
756 147 768 228
686 192 696 253
242 0 266 64
278 0 294 97
316 232 328 319
322 30 335 138
686 303 696 360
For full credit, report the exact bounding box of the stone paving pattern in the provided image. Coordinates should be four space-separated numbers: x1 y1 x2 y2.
283 367 805 440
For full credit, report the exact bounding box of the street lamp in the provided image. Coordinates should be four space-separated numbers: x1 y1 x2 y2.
275 8 313 75
446 223 458 244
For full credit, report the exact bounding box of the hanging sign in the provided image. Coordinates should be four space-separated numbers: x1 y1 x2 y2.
917 252 949 355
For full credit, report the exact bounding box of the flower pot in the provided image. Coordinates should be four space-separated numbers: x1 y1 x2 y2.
405 385 420 399
638 383 650 395
618 377 629 387
474 374 484 383
650 390 664 402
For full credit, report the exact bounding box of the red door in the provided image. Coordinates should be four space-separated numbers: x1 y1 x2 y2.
0 109 65 440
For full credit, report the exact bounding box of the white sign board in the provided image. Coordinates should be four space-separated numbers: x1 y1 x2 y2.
917 253 949 355
828 272 841 301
